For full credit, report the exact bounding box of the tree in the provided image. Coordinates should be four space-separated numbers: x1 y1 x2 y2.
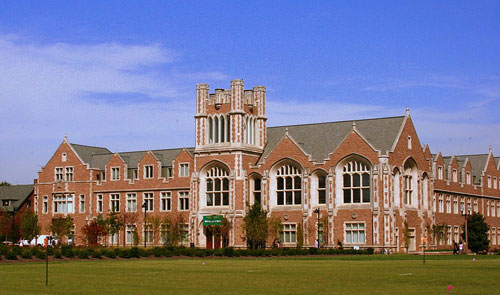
121 212 138 247
146 215 162 246
49 216 73 243
0 181 11 186
106 211 123 246
402 220 411 253
20 211 40 242
429 223 447 247
243 203 271 249
82 219 107 246
463 213 489 253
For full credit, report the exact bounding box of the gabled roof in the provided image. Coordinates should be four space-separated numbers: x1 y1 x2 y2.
455 154 488 179
0 184 33 211
260 116 405 163
71 143 111 165
87 148 195 170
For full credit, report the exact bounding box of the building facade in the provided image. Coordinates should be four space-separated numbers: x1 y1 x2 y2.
34 79 500 251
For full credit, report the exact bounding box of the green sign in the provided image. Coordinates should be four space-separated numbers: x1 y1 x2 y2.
203 215 223 226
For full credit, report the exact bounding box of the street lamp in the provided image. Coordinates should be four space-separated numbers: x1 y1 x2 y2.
460 204 472 253
313 208 320 248
142 202 148 248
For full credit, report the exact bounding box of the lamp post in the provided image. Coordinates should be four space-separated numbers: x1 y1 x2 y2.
142 202 147 248
460 204 472 254
314 208 320 248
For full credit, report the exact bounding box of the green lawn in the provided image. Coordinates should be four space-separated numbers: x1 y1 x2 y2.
1 255 499 294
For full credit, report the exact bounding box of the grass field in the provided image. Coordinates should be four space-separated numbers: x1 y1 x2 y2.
1 255 499 294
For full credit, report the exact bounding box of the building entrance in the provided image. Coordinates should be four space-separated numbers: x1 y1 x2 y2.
205 226 227 249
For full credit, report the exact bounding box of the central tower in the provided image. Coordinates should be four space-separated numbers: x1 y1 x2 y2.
194 79 267 154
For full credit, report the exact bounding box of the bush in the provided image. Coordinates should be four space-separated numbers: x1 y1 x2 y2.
130 247 140 258
5 250 18 260
21 248 32 259
61 246 74 258
223 247 234 257
12 246 23 255
152 247 164 257
54 249 62 259
103 249 116 259
91 249 102 259
35 250 46 259
76 249 89 259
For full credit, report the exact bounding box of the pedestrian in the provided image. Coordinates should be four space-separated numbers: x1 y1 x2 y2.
453 241 458 255
459 241 464 254
314 239 319 249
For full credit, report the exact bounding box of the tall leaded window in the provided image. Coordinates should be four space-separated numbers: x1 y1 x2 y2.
276 164 302 205
342 160 370 204
318 174 327 204
208 115 230 144
110 194 120 212
206 166 230 206
253 177 262 204
403 159 417 206
126 193 137 212
244 116 256 145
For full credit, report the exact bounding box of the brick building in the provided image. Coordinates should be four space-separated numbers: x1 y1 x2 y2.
33 79 500 252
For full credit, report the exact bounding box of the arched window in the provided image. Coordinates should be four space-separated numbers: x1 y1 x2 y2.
208 117 213 143
276 164 302 205
251 176 262 204
220 116 225 143
244 116 256 145
214 116 219 143
403 159 418 206
342 160 370 203
206 166 230 206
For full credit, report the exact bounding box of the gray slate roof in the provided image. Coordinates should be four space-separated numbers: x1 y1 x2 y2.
0 184 33 211
71 144 111 165
260 116 405 163
73 145 194 170
455 154 489 178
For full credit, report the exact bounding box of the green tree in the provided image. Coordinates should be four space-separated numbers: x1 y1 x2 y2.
463 213 489 253
49 216 73 243
0 181 11 186
243 203 269 249
402 220 411 253
106 211 123 246
20 211 40 242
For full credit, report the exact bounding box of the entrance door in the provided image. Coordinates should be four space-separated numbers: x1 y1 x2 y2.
205 227 225 249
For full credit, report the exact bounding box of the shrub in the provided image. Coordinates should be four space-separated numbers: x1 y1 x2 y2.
61 246 74 258
76 249 89 259
152 247 164 257
5 250 18 260
130 247 140 258
103 249 116 259
91 249 102 259
54 249 62 259
35 250 46 259
223 247 234 257
21 248 32 259
118 248 131 258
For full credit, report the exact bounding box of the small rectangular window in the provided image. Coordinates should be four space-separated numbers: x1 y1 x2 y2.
79 195 85 213
110 194 120 212
126 193 137 212
55 167 63 181
280 224 297 244
43 196 48 214
97 195 103 213
160 192 171 211
143 192 154 212
438 166 443 180
179 191 189 211
179 163 189 177
111 167 120 180
144 165 153 179
65 167 74 181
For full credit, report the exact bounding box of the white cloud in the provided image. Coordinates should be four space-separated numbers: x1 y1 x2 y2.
0 35 226 183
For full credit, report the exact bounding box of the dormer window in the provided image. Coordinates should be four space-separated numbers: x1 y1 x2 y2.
437 166 443 180
111 167 120 181
144 165 153 179
466 172 471 185
452 169 458 182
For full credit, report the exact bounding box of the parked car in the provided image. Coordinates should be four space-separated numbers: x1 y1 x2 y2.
28 235 58 247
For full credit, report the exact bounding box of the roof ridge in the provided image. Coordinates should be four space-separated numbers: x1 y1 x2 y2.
70 143 110 150
268 115 405 129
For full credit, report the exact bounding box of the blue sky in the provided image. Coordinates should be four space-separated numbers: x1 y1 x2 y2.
0 1 499 184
